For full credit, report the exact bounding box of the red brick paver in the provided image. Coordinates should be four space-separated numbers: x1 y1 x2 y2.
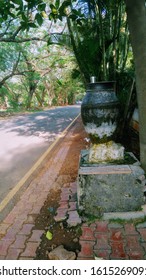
78 241 95 259
137 228 146 242
67 210 81 227
110 241 127 259
28 230 44 242
20 242 40 258
10 234 27 249
54 208 68 222
58 201 69 209
94 233 110 250
128 249 145 260
78 221 146 260
124 223 139 235
96 221 109 233
80 226 96 241
6 248 22 260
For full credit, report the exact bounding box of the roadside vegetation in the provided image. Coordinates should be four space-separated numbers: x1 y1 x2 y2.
0 0 133 114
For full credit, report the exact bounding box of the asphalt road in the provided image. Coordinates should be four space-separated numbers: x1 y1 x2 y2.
0 105 80 203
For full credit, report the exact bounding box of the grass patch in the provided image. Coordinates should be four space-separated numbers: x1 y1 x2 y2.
108 216 146 225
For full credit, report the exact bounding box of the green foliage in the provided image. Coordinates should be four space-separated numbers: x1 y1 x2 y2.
66 0 130 83
47 48 84 106
35 13 44 26
0 43 19 71
116 68 135 109
53 76 84 105
0 35 84 110
49 0 73 21
0 0 46 30
0 0 135 115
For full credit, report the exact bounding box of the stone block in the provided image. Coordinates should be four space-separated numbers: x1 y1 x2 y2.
48 245 76 260
89 141 124 163
77 151 144 216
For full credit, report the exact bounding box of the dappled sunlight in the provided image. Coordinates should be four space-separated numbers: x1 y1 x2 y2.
0 106 80 197
0 141 48 171
0 131 47 165
0 142 49 202
0 106 80 141
35 115 48 120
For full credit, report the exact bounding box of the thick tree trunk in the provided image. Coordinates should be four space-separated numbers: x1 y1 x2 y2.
125 0 146 171
26 83 37 109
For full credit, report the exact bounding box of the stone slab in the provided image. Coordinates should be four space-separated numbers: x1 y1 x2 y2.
79 165 132 175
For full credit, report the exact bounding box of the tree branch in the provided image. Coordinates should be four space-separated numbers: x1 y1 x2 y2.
0 36 48 43
0 52 23 87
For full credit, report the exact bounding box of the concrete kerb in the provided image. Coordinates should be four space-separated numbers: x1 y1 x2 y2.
0 114 80 216
103 204 146 221
77 208 146 224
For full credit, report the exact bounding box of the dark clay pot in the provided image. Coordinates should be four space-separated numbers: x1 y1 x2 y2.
81 81 120 144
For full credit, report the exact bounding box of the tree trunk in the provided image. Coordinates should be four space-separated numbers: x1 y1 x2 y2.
35 91 43 107
26 82 37 109
125 0 146 171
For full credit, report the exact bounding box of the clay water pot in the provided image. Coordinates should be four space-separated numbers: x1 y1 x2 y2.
81 81 119 144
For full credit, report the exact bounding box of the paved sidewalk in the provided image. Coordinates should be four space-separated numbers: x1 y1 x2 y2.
0 144 70 260
0 117 146 260
0 117 79 260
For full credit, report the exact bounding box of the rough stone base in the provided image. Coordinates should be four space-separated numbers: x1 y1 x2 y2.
77 150 145 217
89 141 125 163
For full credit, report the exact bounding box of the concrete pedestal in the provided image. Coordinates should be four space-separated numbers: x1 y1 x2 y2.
77 150 145 217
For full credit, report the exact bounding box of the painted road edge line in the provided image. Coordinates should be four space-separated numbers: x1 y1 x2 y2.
0 113 80 213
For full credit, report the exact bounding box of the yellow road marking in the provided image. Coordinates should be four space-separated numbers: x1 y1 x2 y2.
0 113 80 212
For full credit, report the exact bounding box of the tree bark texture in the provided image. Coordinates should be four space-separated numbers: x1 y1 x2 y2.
125 0 146 171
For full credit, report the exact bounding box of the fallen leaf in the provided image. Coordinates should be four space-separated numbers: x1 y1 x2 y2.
46 231 53 240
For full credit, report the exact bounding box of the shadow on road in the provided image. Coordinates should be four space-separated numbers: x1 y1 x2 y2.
0 106 80 195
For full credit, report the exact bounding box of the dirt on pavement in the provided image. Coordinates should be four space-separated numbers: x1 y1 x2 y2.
32 117 89 259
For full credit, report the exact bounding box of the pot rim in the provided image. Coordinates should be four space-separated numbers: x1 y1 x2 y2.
87 81 116 91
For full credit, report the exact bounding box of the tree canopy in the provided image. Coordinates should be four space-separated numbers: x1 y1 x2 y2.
0 0 134 113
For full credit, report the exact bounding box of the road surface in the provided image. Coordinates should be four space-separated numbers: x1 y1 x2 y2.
0 105 80 203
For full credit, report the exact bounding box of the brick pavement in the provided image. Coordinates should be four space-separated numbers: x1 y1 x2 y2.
0 118 146 260
53 182 146 260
